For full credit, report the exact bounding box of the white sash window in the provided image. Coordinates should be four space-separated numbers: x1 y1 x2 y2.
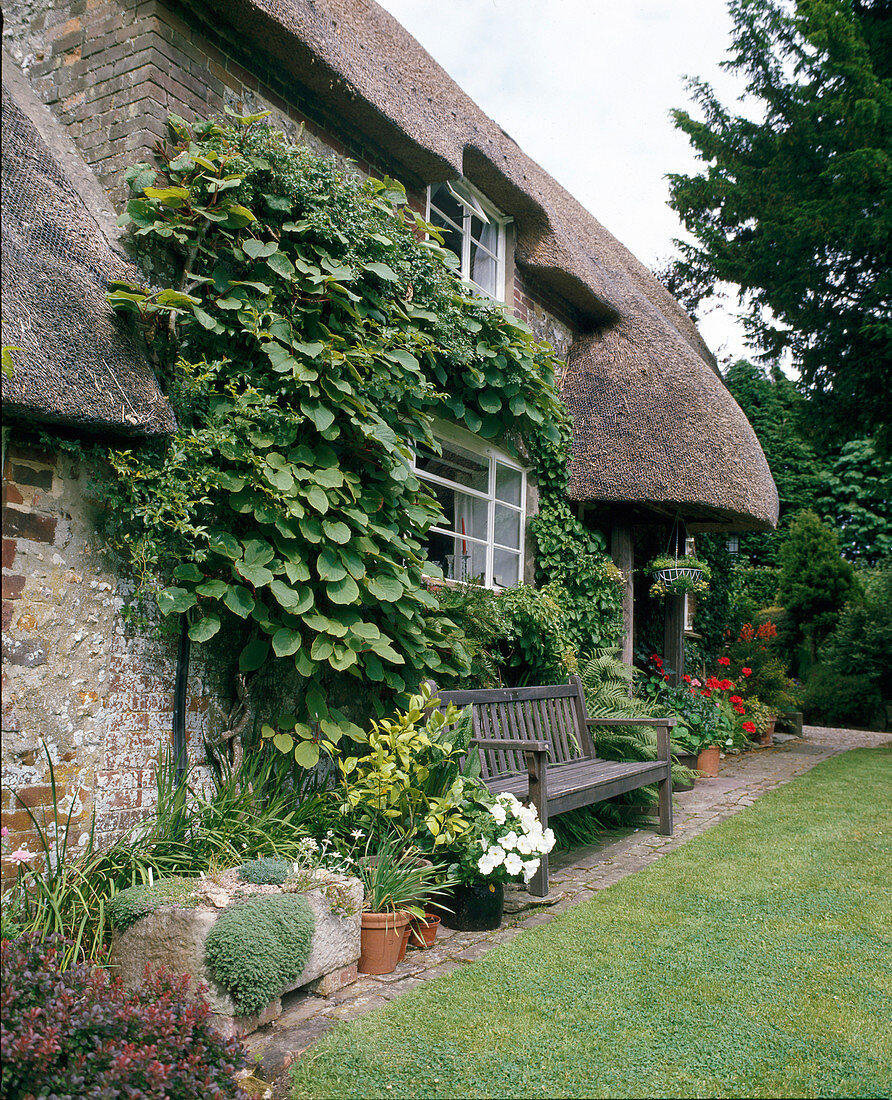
414 425 526 589
427 180 508 302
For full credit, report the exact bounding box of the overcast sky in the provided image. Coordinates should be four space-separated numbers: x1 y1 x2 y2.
376 0 754 366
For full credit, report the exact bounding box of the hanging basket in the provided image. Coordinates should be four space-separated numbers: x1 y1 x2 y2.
647 556 711 599
656 566 704 589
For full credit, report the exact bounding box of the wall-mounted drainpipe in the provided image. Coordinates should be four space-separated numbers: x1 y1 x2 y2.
173 617 191 784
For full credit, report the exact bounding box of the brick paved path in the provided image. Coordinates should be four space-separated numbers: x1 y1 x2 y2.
246 726 890 1087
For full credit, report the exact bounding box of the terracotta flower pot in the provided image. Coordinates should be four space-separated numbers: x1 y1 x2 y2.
696 745 720 778
359 911 411 974
441 881 504 931
408 913 441 949
759 717 777 747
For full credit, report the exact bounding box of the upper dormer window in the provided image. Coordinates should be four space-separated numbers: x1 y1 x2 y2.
427 180 508 301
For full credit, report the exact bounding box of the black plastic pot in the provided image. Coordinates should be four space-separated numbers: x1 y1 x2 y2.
441 881 504 931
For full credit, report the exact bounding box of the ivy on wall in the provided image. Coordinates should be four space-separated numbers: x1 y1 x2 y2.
95 112 621 727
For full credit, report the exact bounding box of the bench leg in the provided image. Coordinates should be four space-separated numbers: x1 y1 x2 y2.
526 751 549 897
529 844 549 898
658 765 673 836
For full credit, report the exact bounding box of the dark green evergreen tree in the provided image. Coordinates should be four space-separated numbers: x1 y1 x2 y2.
777 509 858 671
668 0 892 447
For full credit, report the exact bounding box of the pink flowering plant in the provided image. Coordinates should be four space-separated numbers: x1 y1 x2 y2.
447 792 555 886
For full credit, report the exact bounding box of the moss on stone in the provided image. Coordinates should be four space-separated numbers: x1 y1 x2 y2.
203 894 315 1017
107 877 199 931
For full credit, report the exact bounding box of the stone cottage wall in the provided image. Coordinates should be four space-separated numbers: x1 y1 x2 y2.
2 0 581 869
1 439 225 884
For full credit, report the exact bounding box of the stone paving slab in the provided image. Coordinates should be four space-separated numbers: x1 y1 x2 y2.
247 725 890 1091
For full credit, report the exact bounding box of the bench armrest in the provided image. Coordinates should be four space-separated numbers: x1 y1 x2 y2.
471 738 550 753
585 717 675 762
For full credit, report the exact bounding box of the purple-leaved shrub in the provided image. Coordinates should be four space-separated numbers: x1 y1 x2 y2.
0 934 249 1099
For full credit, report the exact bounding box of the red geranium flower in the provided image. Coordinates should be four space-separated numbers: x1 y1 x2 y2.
701 689 712 697
683 674 692 683
741 667 752 677
717 656 730 666
720 679 734 691
742 721 756 734
729 695 743 705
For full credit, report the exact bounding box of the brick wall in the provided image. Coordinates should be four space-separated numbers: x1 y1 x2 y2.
3 0 415 208
1 438 223 884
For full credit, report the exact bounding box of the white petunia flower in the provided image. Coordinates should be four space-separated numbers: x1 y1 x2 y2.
486 845 506 867
498 831 519 850
504 853 523 876
516 834 533 855
522 859 540 882
490 804 507 825
541 828 556 852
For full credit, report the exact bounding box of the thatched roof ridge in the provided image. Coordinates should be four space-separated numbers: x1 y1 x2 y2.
1 60 175 437
213 0 776 528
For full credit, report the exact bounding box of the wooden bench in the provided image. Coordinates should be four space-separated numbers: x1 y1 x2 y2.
431 676 675 897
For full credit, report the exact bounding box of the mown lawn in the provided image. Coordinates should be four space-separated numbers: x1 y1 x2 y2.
290 746 892 1099
292 748 892 1100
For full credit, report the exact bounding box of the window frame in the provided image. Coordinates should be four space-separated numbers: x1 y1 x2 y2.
426 179 510 302
413 421 527 590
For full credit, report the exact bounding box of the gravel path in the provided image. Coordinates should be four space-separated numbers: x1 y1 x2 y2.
246 725 891 1089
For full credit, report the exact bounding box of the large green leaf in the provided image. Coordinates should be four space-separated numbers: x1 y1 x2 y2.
328 645 358 671
317 547 347 582
243 238 278 259
322 520 351 544
326 575 360 604
223 585 255 617
235 561 274 587
188 613 221 643
310 636 334 662
367 575 403 602
239 638 270 671
157 587 197 616
294 741 320 768
304 486 330 514
272 627 303 657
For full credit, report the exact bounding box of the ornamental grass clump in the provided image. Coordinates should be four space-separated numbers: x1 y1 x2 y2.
203 894 315 1017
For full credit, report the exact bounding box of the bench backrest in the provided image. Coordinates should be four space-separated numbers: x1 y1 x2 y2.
434 677 595 782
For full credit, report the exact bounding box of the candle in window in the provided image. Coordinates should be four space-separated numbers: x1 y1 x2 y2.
461 516 467 555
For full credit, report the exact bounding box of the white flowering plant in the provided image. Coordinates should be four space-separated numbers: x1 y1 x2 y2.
447 792 555 886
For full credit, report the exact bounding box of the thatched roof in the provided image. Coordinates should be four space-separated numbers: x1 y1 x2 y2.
208 0 777 529
1 60 174 437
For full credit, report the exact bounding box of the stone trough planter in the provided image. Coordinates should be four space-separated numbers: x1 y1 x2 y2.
110 870 363 1037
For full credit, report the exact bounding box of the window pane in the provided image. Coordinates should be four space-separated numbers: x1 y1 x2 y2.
425 529 487 584
494 504 521 549
469 239 498 296
492 548 521 588
424 480 489 542
416 440 489 493
495 463 522 506
429 208 463 265
426 182 464 225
